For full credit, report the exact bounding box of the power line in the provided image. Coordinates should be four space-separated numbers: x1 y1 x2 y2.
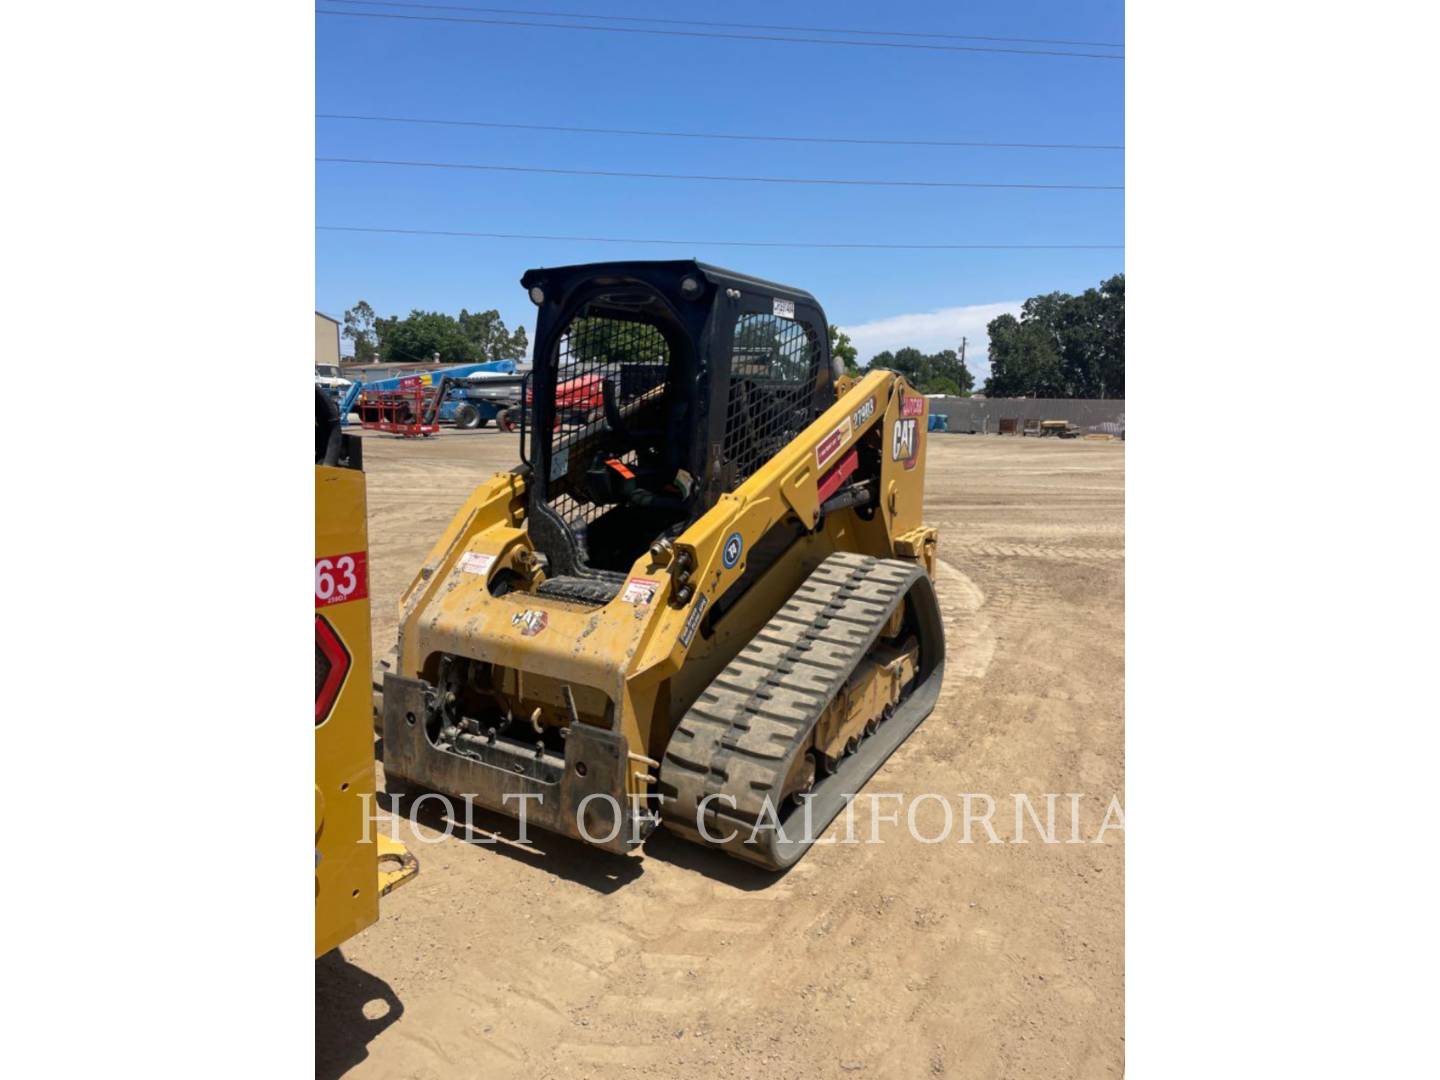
318 225 1123 251
315 9 1124 60
318 112 1124 152
323 1 1124 50
317 156 1123 191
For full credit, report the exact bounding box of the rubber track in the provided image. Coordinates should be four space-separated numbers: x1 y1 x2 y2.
659 551 943 870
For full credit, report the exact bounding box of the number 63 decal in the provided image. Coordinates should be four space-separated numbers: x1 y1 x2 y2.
315 551 369 607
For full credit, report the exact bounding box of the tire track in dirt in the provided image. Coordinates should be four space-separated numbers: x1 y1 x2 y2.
932 557 996 681
945 541 1124 561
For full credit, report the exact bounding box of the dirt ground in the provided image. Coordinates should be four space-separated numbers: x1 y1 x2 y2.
317 427 1125 1079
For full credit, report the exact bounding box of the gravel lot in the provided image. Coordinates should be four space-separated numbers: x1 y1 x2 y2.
317 427 1125 1080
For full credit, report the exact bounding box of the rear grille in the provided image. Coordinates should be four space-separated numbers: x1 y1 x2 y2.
720 313 821 489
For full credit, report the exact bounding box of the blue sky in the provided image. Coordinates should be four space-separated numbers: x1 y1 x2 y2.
316 1 1124 379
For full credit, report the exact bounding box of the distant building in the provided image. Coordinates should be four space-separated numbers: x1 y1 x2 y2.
315 312 341 367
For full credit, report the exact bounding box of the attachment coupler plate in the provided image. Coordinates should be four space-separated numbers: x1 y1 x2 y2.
381 674 655 853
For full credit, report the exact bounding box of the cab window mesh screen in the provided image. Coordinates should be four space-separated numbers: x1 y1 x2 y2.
720 313 821 488
545 316 668 529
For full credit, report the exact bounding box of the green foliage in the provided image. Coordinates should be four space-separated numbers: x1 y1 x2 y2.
341 301 378 363
984 274 1124 398
868 346 974 396
458 308 529 360
828 325 860 376
347 303 530 366
566 317 668 366
925 376 962 397
924 349 974 396
984 315 1064 396
376 310 473 365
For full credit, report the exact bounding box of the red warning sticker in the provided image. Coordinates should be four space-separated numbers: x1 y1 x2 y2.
315 551 368 608
622 577 660 605
815 418 852 468
901 395 926 417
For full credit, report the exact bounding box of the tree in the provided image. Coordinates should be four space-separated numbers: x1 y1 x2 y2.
828 325 860 376
342 301 378 363
984 314 1064 397
378 310 474 365
458 308 529 360
923 348 974 396
924 376 962 396
566 316 668 367
888 347 929 386
1091 273 1125 398
868 346 973 395
984 273 1124 398
362 305 533 366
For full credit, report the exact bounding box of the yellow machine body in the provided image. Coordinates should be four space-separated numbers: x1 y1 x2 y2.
400 366 931 747
385 373 937 848
381 260 944 868
316 436 415 958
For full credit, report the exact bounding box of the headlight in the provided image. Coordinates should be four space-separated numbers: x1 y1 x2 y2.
528 285 545 305
680 275 702 300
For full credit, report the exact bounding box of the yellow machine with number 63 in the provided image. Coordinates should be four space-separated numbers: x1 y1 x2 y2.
381 262 944 869
316 392 416 957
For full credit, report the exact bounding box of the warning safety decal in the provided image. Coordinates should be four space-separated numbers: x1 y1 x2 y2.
458 552 496 576
815 417 852 468
622 577 660 605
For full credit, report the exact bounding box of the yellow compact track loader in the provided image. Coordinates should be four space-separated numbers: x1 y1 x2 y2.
316 392 416 957
381 262 944 869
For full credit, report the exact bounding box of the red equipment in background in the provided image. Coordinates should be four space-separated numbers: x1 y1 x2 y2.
555 373 603 427
358 378 439 438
